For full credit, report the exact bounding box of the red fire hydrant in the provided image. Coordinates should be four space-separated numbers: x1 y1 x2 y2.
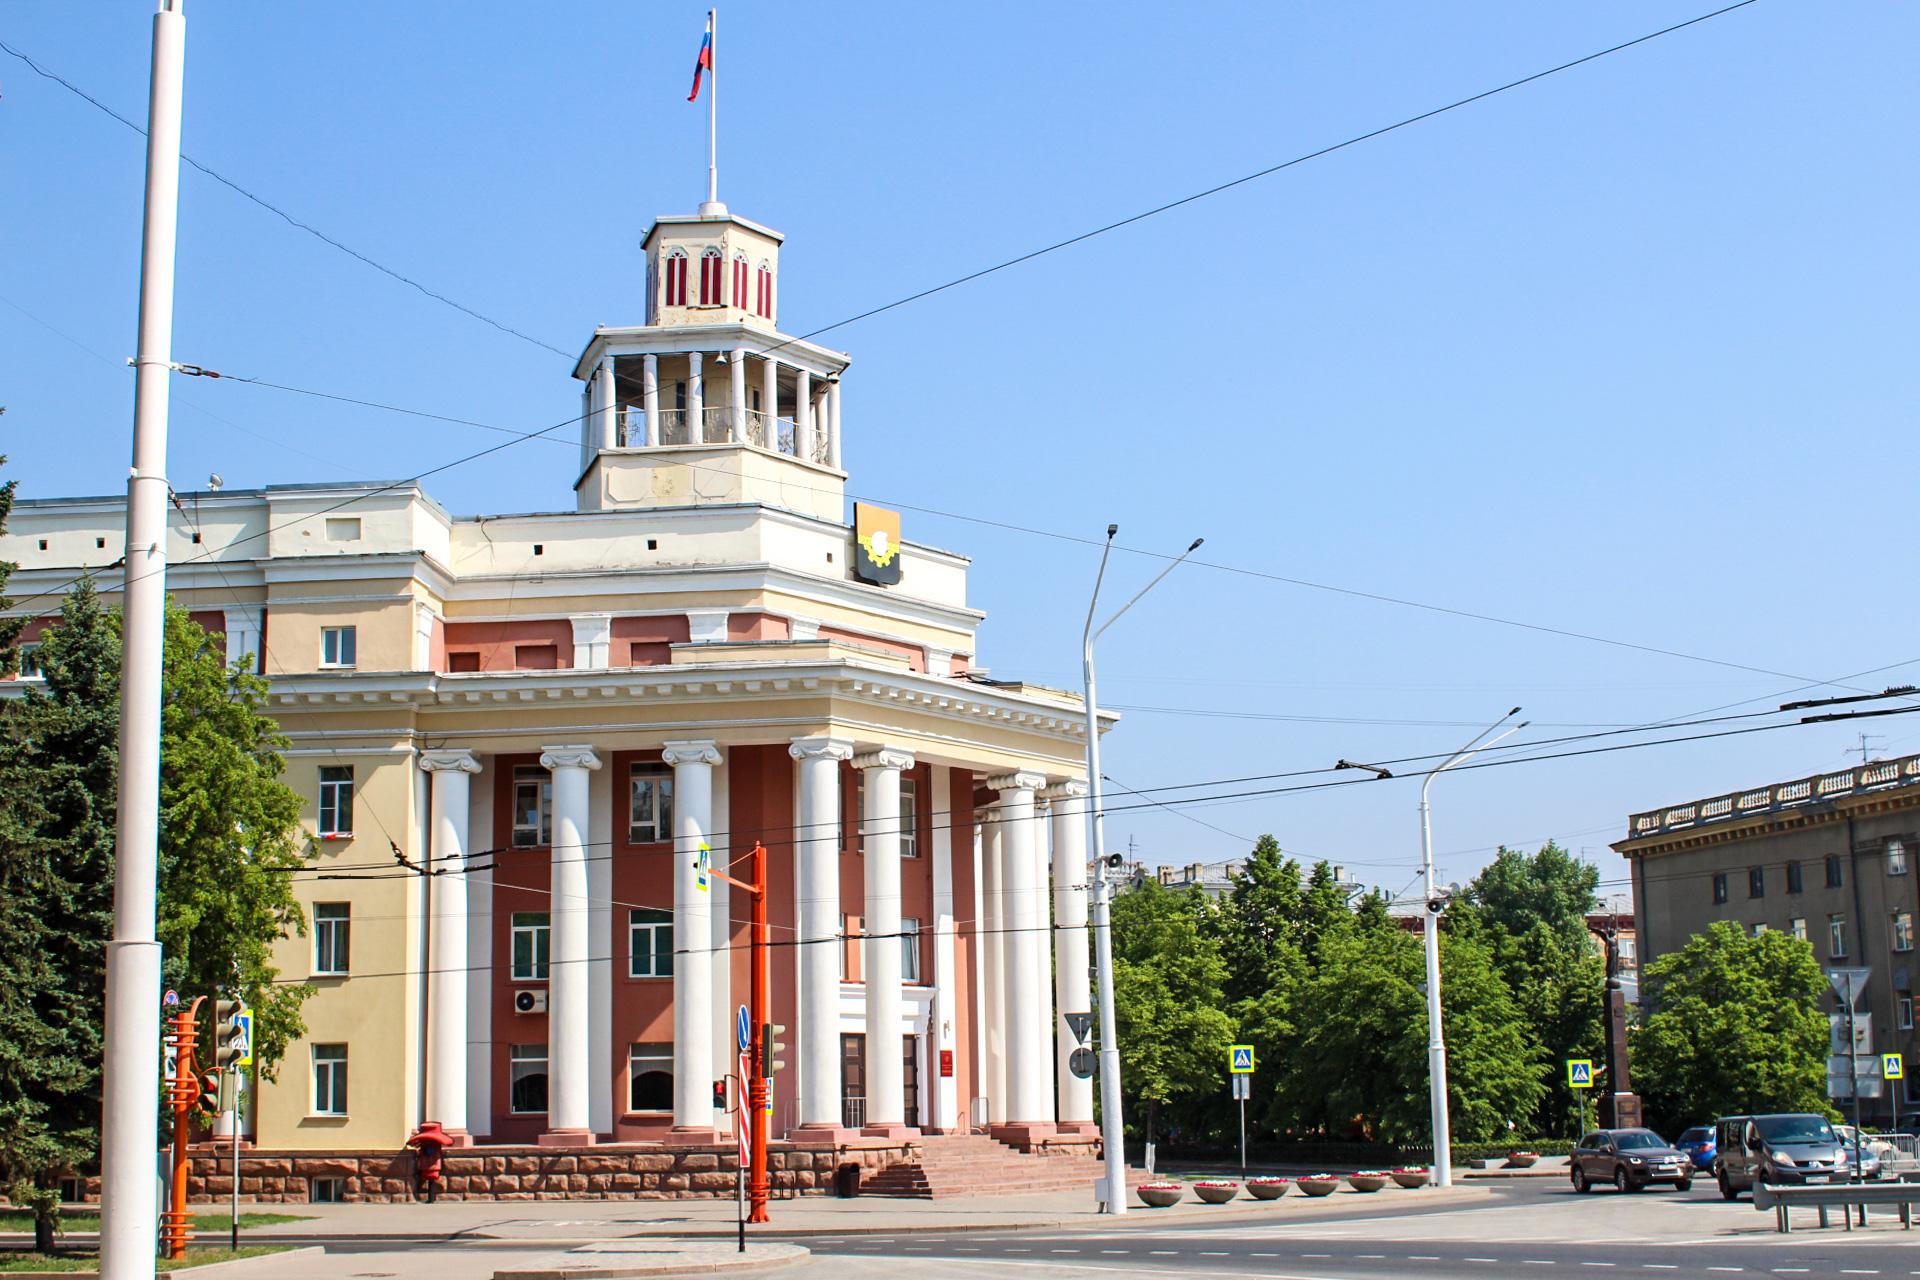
407 1122 453 1203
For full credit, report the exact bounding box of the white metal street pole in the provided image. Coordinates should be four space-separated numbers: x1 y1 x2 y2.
1417 708 1524 1188
1084 526 1202 1214
101 4 186 1277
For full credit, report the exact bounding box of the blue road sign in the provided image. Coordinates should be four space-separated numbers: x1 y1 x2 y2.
1568 1059 1593 1088
1229 1045 1255 1074
737 1004 751 1053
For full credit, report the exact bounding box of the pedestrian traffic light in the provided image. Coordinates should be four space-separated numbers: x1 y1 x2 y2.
213 997 248 1071
762 1022 787 1076
713 1077 728 1110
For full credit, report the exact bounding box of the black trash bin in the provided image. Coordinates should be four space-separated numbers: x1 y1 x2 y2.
833 1162 861 1198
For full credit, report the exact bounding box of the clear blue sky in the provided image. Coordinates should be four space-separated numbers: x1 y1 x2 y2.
4 1 1916 903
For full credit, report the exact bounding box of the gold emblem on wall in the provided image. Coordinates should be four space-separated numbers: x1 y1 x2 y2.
853 503 902 586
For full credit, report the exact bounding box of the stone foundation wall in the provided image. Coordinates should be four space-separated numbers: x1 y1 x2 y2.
176 1142 919 1203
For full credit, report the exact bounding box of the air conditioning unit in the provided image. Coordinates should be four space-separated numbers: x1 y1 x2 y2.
513 988 547 1015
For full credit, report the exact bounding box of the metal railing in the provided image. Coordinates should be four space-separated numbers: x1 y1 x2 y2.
1629 754 1920 839
611 404 817 461
841 1094 866 1130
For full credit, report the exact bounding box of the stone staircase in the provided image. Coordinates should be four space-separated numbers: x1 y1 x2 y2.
858 1135 1119 1199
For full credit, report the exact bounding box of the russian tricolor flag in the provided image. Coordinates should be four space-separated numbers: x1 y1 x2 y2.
688 17 714 101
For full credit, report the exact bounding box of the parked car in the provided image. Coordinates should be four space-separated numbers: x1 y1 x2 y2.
1713 1113 1848 1198
1674 1125 1716 1170
1834 1125 1888 1179
1570 1128 1694 1193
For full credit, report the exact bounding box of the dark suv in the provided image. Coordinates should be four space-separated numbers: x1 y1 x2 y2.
1570 1128 1694 1193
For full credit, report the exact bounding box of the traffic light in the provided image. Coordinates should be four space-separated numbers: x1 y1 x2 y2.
213 997 249 1071
761 1022 787 1076
712 1077 728 1110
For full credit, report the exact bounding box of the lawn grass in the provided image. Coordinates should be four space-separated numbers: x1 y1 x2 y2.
0 1212 310 1234
0 1245 290 1273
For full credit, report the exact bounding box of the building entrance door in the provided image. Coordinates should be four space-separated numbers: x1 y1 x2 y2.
902 1034 920 1129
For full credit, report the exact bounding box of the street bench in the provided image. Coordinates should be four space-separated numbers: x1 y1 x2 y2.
1753 1182 1920 1233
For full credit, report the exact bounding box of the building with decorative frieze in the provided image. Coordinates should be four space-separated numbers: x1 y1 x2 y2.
1 195 1107 1180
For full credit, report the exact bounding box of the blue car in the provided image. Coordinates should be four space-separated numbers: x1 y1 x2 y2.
1675 1125 1716 1170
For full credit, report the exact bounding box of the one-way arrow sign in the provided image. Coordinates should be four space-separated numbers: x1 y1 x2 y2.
1065 1012 1094 1045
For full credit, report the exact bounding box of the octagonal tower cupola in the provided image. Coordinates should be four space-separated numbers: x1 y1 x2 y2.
644 209 781 331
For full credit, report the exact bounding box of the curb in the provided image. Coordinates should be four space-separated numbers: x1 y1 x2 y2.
494 1244 810 1279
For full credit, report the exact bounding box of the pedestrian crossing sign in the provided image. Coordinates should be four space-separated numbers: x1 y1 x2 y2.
1229 1045 1255 1075
1885 1053 1905 1081
696 841 711 893
1567 1058 1593 1089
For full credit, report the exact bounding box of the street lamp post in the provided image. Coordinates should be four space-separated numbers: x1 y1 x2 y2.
1340 706 1525 1188
1084 525 1203 1215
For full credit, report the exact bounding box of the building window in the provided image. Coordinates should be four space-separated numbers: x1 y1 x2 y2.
628 765 674 844
324 517 361 542
1712 873 1728 905
1827 854 1845 888
755 261 773 317
1907 1074 1920 1108
1787 860 1804 894
901 916 922 983
1890 839 1909 877
664 248 688 306
1899 993 1915 1032
320 626 357 669
312 1044 348 1116
1748 867 1765 899
629 1043 673 1112
850 775 865 854
1895 911 1914 953
313 903 350 975
448 651 480 672
1790 917 1808 942
310 1177 345 1203
509 1044 548 1113
900 776 920 859
839 913 850 980
1750 922 1768 937
15 642 43 681
317 766 354 838
1830 914 1848 958
698 248 722 305
731 252 749 308
511 765 552 847
511 912 551 980
629 907 674 977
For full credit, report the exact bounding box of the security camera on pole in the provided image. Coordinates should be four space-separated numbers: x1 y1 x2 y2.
1083 524 1203 1214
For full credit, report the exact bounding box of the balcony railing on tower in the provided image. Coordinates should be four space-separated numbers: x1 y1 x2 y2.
616 405 815 462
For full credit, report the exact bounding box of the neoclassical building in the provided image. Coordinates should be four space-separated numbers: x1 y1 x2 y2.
2 198 1103 1174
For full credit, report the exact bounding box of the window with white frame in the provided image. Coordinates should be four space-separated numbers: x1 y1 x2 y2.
1830 914 1848 958
509 1044 548 1113
320 626 357 669
900 916 922 983
698 247 722 305
664 248 688 307
629 1042 673 1112
1890 839 1909 877
1894 910 1914 953
628 765 673 843
317 766 354 838
1899 992 1914 1032
15 642 43 681
629 907 673 977
899 776 920 858
1790 917 1808 942
511 912 550 980
313 903 350 975
312 1044 348 1115
511 765 551 847
1750 922 1768 937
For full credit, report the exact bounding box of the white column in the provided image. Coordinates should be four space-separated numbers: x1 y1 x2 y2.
688 352 705 443
790 735 852 1130
422 750 480 1134
220 606 260 674
929 766 960 1133
540 745 600 1140
662 740 721 1135
1046 781 1094 1131
465 767 495 1134
981 811 1006 1123
586 759 613 1136
595 359 616 451
794 367 813 461
728 347 747 443
761 356 780 453
991 770 1050 1132
569 614 611 670
827 379 842 469
857 748 915 1133
642 353 660 446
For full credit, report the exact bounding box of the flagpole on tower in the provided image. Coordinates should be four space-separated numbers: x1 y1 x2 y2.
704 8 721 213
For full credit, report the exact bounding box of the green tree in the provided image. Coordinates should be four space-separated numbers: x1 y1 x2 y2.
1634 921 1830 1135
1110 878 1236 1145
1212 838 1307 1134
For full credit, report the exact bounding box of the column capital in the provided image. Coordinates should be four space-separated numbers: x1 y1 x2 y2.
539 745 602 772
788 735 854 763
852 746 915 773
661 739 722 768
988 770 1048 795
420 749 482 775
1042 779 1090 801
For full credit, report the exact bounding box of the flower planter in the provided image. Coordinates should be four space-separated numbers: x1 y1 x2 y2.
1137 1182 1185 1208
1505 1152 1540 1169
1390 1167 1431 1189
1246 1177 1293 1200
1347 1171 1389 1192
1193 1180 1240 1204
1297 1175 1341 1197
